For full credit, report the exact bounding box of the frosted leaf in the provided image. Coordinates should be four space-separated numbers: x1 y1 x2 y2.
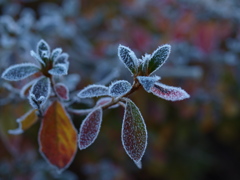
96 97 112 107
37 39 50 59
78 84 109 98
30 50 45 66
78 107 103 150
54 83 69 100
148 44 171 75
135 161 142 169
20 78 41 98
109 80 132 97
29 77 51 109
137 76 160 92
150 82 190 101
48 64 68 76
54 53 69 65
118 45 138 75
51 48 62 61
1 63 40 81
122 99 147 163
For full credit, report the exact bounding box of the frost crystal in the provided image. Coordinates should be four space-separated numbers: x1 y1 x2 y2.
148 44 171 75
78 84 109 98
29 77 51 109
118 45 138 75
150 82 190 101
78 108 103 150
109 80 132 97
51 48 62 61
1 63 40 81
122 99 147 165
48 64 68 76
137 76 160 92
37 39 50 59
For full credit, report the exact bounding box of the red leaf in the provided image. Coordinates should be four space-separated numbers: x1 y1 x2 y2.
122 99 147 165
78 107 103 150
150 82 190 101
39 101 77 172
55 83 69 100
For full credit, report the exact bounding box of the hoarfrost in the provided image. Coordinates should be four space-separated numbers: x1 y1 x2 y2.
37 39 50 59
48 64 68 76
30 50 45 66
51 48 62 61
78 84 109 98
137 76 160 92
109 80 132 97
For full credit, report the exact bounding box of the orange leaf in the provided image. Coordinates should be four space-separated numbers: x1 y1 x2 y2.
39 101 77 172
8 109 38 135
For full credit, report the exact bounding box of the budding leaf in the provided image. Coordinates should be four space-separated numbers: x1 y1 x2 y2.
37 39 50 59
29 77 51 109
48 64 68 76
78 84 109 98
109 80 132 97
54 53 69 65
150 82 190 101
78 107 103 150
137 76 160 92
39 101 77 173
122 99 147 165
118 45 138 75
51 48 62 61
30 50 45 65
54 83 69 100
148 44 171 75
8 109 38 135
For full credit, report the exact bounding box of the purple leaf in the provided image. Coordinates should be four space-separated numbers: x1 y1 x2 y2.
1 63 40 81
37 39 50 59
29 77 51 109
54 83 69 100
118 45 139 75
48 64 68 76
51 48 62 61
30 50 45 65
137 76 160 92
78 108 103 150
95 97 112 107
150 82 190 101
148 44 171 75
122 99 147 164
109 80 132 97
78 84 109 98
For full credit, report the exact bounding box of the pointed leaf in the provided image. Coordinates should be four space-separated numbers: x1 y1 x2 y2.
30 50 45 66
54 83 69 100
137 76 160 92
118 45 138 75
54 53 69 65
1 63 39 81
135 161 142 169
122 99 147 163
51 48 62 61
37 39 50 59
109 80 132 97
8 109 38 135
29 77 51 109
48 64 68 76
148 44 171 75
39 101 77 172
78 84 109 98
150 82 190 101
78 107 103 150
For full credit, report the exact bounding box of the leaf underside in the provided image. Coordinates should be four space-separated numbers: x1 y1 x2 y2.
39 101 77 172
137 76 160 92
122 99 147 164
78 107 103 150
150 82 190 101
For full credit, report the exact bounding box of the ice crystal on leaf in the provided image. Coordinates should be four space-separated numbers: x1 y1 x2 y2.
51 48 63 61
137 76 160 92
29 77 51 109
122 99 147 165
109 80 132 97
1 63 40 81
48 64 68 76
30 50 46 65
78 84 109 98
78 107 103 150
150 82 190 101
37 39 50 60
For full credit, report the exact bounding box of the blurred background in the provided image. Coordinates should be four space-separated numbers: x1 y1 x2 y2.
1 0 240 179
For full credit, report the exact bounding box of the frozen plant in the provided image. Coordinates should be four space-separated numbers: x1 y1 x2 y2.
1 40 190 172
